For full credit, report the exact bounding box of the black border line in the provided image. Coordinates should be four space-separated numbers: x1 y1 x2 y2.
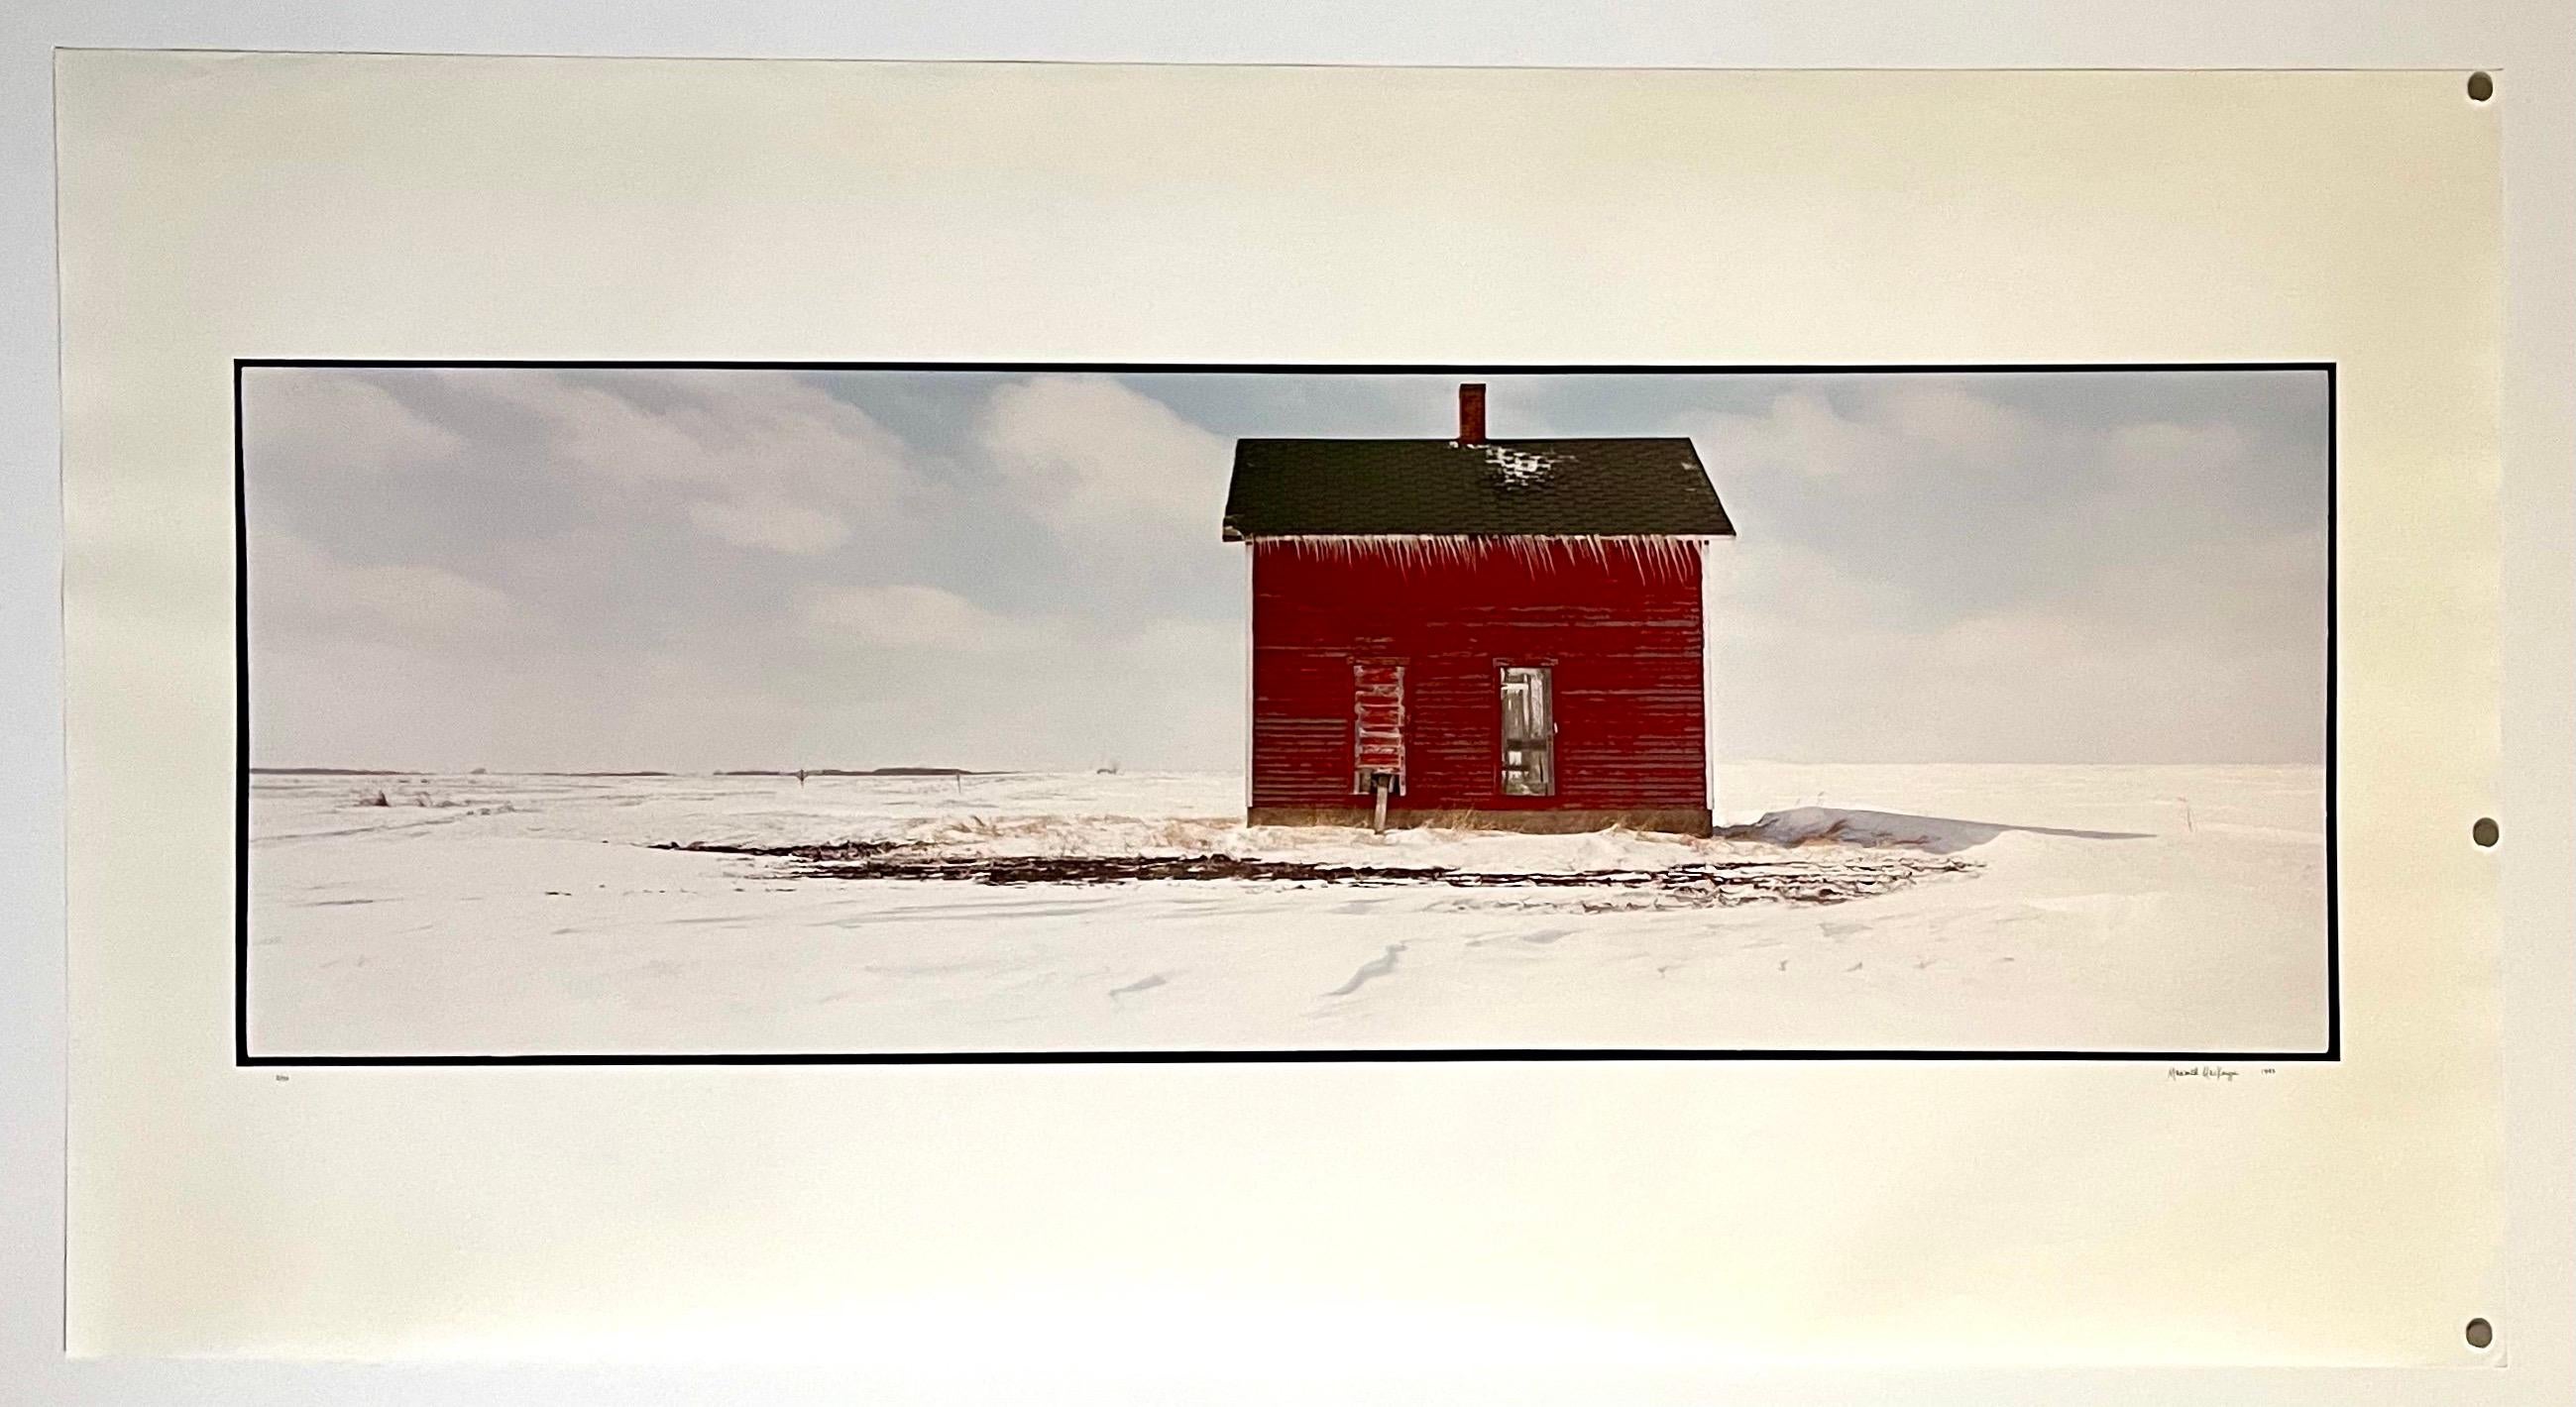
233 359 2340 1067
2323 364 2341 1062
234 366 252 1066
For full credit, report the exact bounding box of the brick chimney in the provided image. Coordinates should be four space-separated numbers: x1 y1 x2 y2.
1458 382 1487 444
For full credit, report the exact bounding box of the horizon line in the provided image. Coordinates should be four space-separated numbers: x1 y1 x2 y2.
248 759 2333 775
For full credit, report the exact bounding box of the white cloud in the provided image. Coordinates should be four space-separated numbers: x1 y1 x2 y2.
798 584 1026 652
784 604 1245 772
1877 379 2040 462
1697 383 2327 763
1686 389 1879 481
2105 419 2251 485
459 371 919 554
244 373 465 476
977 375 1232 541
686 496 850 555
1682 380 2045 487
255 533 521 643
1709 544 2314 764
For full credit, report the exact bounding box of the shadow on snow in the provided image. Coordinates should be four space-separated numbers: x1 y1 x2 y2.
1718 807 2155 856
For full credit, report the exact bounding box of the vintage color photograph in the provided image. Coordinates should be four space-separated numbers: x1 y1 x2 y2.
240 365 2330 1058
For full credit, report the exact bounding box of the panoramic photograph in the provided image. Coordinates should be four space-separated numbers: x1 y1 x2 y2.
239 365 2331 1057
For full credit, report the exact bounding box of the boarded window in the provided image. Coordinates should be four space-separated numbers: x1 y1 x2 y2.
1499 665 1555 796
1351 660 1405 794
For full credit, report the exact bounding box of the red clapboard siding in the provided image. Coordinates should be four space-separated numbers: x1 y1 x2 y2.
1249 540 1707 811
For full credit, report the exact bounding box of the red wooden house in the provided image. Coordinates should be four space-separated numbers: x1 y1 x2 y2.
1222 383 1736 835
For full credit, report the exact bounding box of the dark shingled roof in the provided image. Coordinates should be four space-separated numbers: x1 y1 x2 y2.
1221 437 1735 540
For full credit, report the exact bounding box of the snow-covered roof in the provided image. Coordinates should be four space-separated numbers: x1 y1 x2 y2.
1221 437 1734 540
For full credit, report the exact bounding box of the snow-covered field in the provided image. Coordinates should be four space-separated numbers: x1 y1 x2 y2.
246 766 2329 1056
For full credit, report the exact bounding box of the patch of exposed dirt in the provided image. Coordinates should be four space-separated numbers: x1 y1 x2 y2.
653 841 1973 908
657 839 906 862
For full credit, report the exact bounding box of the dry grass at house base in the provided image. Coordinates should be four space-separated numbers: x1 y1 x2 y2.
1245 806 1716 836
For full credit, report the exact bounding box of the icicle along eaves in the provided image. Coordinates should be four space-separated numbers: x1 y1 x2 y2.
1247 533 1715 579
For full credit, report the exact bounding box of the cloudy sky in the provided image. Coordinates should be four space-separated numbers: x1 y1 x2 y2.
243 367 2327 771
